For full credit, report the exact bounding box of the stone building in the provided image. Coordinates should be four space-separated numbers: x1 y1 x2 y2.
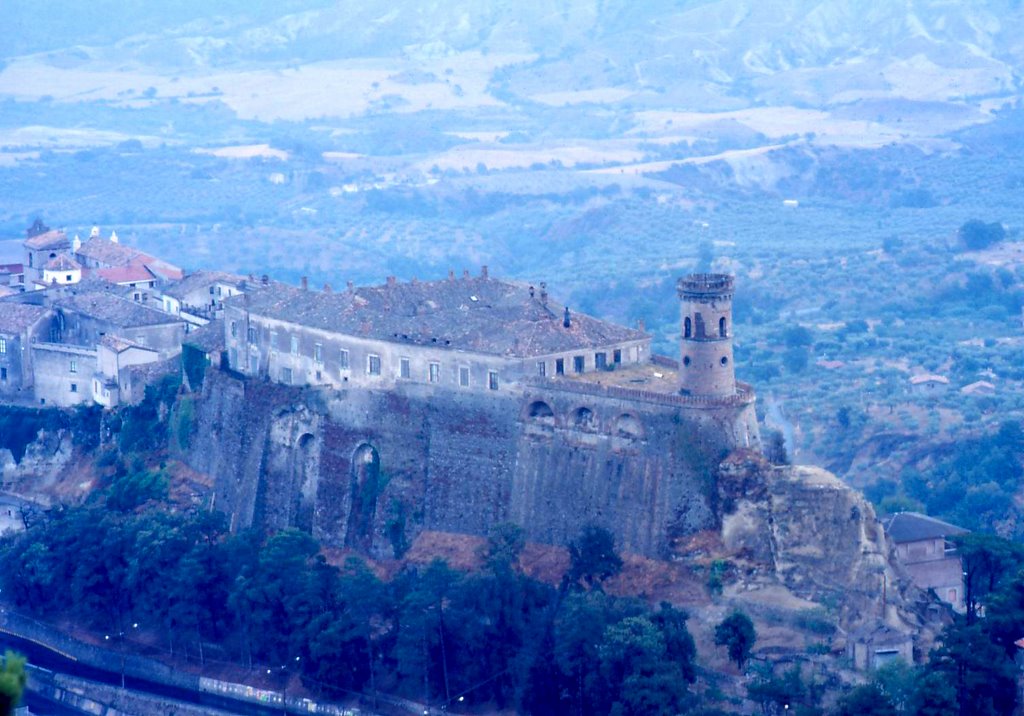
160 271 247 329
194 271 761 558
886 511 967 611
53 291 185 360
0 303 52 399
74 231 183 285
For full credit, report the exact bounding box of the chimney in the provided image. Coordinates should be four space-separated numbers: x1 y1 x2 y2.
540 282 548 306
301 276 308 291
481 265 489 279
387 276 397 286
347 280 354 292
72 234 81 252
529 285 535 298
261 274 269 286
462 269 470 280
109 230 119 244
90 226 100 238
563 306 571 328
448 269 455 281
637 318 646 332
323 283 332 293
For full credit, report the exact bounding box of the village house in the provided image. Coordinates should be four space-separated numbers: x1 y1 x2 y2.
909 373 950 396
159 270 247 329
886 511 967 611
221 269 650 393
22 221 70 286
0 302 52 400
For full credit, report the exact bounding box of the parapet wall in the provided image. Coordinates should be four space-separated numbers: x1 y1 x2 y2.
190 368 760 558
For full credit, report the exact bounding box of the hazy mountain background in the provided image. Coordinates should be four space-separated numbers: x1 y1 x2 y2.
4 1 1024 517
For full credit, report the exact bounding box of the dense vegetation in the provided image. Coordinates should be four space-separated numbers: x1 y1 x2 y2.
0 501 702 715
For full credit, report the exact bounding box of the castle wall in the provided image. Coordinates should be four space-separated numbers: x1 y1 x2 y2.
190 368 759 558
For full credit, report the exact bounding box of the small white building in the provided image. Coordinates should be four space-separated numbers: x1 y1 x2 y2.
41 254 82 286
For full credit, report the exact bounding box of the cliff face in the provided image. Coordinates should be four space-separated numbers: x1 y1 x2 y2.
187 369 760 559
717 451 940 645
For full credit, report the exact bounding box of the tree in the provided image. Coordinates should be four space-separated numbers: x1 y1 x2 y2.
714 611 756 669
929 620 1017 716
0 651 26 716
954 533 1024 623
567 525 623 591
958 220 1006 251
482 522 525 575
832 683 896 716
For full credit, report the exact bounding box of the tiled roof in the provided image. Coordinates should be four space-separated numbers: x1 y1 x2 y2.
163 271 247 301
885 512 968 543
55 291 182 329
230 275 648 358
909 374 949 385
0 302 51 334
24 229 69 250
0 263 23 274
44 254 81 271
96 264 155 284
99 334 156 354
76 237 149 266
184 319 226 353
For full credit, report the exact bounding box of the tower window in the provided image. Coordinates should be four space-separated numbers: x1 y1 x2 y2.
684 317 692 338
719 317 727 337
721 356 729 366
683 356 691 366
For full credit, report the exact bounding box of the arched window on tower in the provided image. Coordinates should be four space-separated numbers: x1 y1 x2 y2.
684 317 692 338
719 317 727 337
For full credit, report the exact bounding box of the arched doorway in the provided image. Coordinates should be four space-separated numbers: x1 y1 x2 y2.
346 444 381 550
293 433 317 533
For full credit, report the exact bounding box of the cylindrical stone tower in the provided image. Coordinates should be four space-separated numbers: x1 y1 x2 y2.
677 273 736 397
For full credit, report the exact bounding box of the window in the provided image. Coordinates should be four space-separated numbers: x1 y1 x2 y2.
368 354 381 375
67 275 74 282
217 286 223 296
1 367 7 381
290 335 299 355
281 367 293 384
315 370 322 381
613 349 621 364
684 317 692 338
459 366 470 387
573 356 585 374
555 358 564 375
595 352 607 370
719 317 727 337
314 343 323 364
400 358 411 379
209 286 215 295
69 359 77 374
70 383 77 393
429 362 440 383
247 326 257 344
0 338 6 354
249 355 259 373
230 321 237 338
229 348 238 367
269 332 278 351
488 371 499 390
339 349 350 370
537 361 546 377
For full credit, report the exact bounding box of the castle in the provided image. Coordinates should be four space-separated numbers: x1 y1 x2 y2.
1 220 760 558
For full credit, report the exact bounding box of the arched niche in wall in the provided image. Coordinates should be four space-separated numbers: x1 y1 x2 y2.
614 413 645 440
293 432 318 533
571 406 596 431
345 443 381 551
524 400 556 426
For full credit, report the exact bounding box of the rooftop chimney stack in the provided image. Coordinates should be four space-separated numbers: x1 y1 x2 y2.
529 285 535 298
110 230 119 244
540 282 548 306
323 283 332 293
448 269 455 281
563 306 571 328
347 280 354 292
387 276 397 286
301 276 308 291
481 265 489 279
637 318 646 332
90 226 100 238
261 274 269 286
463 269 470 280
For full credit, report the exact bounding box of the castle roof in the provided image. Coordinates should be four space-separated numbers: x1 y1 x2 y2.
95 263 155 284
885 512 967 544
0 302 51 334
163 270 247 301
55 291 182 329
232 275 648 358
24 229 69 250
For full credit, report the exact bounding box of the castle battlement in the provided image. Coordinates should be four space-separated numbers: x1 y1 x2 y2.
677 273 734 298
